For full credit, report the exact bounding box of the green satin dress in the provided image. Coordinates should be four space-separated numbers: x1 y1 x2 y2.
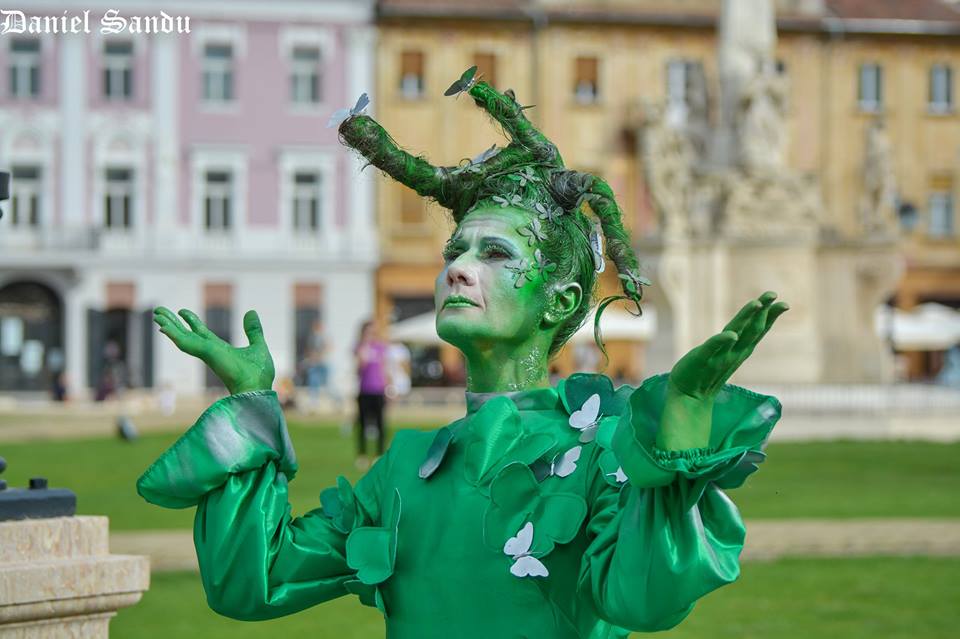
137 372 780 638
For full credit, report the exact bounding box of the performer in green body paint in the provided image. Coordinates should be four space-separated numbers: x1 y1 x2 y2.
138 69 789 638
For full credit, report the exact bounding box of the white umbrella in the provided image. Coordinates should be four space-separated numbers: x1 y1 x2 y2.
388 304 657 345
571 304 657 343
388 312 440 344
875 303 960 351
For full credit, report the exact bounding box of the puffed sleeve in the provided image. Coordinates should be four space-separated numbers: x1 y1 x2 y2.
578 373 781 632
136 391 389 621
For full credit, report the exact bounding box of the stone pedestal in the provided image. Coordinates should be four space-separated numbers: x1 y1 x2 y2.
0 517 149 638
659 236 901 384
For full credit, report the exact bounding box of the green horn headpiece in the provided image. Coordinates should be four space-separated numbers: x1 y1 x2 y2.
337 68 649 359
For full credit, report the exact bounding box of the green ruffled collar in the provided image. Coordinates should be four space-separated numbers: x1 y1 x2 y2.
421 374 632 487
464 384 562 415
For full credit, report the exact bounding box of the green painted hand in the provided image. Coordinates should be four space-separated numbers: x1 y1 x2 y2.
669 291 789 399
657 291 789 451
152 307 275 395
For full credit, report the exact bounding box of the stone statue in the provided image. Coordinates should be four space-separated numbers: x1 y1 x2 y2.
738 56 789 171
641 102 695 238
859 118 899 237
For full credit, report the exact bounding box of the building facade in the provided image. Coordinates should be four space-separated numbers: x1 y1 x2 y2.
0 0 378 397
373 0 960 381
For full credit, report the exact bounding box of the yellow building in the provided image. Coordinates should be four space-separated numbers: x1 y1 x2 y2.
373 0 960 383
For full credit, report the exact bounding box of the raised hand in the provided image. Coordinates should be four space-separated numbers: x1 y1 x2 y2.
657 291 788 451
152 307 275 395
669 291 789 400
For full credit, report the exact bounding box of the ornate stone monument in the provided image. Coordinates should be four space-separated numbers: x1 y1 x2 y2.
641 0 901 383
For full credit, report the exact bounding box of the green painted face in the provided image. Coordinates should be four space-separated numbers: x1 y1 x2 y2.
434 207 551 356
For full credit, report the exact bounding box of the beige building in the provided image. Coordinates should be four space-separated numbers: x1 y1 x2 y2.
372 0 960 383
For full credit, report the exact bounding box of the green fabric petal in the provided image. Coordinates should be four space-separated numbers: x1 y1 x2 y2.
598 449 626 488
346 489 401 586
595 415 620 451
136 391 296 509
558 373 631 418
343 579 378 608
319 475 357 534
484 462 587 556
418 426 453 479
463 397 556 488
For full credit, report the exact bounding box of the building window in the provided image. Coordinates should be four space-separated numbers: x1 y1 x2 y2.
473 52 497 88
8 38 40 98
928 188 955 238
104 167 134 229
929 64 953 113
574 56 599 104
292 171 321 231
399 50 424 99
202 43 234 102
9 165 41 227
290 46 321 105
858 63 883 112
203 170 233 231
103 40 133 100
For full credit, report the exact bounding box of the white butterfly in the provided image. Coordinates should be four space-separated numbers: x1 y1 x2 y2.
607 466 627 484
504 522 549 578
590 222 606 273
326 92 370 128
547 446 581 478
569 393 601 443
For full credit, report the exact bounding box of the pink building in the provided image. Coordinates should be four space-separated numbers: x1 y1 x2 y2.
0 1 378 399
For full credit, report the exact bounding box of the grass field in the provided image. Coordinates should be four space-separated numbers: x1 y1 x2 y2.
111 556 960 639
2 420 959 529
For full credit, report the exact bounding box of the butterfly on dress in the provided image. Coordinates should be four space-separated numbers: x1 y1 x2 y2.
568 393 602 443
607 466 627 484
548 445 582 479
504 521 549 578
444 65 480 97
326 93 370 128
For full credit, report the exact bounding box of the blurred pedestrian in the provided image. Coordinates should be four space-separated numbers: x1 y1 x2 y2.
95 340 126 402
50 371 67 402
354 320 387 469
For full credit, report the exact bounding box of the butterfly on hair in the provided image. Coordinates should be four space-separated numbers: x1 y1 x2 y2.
327 93 370 128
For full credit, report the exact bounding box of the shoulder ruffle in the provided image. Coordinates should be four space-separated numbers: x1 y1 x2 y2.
136 391 297 509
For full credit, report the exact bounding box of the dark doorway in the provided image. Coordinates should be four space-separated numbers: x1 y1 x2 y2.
87 307 155 392
0 281 64 392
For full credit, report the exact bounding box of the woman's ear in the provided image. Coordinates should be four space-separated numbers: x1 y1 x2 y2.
542 281 582 328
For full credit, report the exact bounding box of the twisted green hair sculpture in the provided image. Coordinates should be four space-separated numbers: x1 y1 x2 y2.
338 72 649 359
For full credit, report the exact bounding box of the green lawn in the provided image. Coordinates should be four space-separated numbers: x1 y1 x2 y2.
1 422 959 529
111 557 960 639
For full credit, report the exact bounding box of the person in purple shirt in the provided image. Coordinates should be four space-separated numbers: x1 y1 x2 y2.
354 319 388 469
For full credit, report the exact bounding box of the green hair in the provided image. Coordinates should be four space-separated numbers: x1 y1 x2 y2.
338 78 647 359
